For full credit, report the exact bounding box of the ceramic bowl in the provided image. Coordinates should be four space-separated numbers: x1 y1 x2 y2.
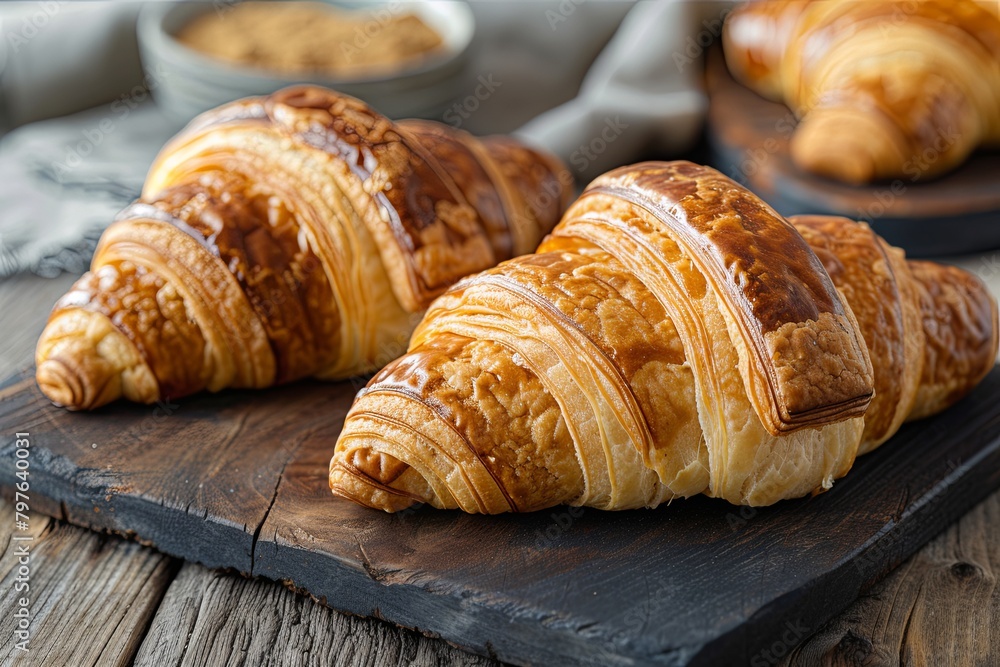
137 1 475 123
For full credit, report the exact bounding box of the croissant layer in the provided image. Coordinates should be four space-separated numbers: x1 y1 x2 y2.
35 86 571 410
330 161 998 513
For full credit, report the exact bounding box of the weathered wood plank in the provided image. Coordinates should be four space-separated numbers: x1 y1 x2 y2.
0 374 351 573
783 492 1000 667
0 274 183 666
0 497 177 666
6 362 998 666
134 562 499 667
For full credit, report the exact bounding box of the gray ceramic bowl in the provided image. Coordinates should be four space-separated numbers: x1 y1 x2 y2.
137 1 475 123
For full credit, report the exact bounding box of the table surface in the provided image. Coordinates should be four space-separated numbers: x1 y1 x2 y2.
1 250 999 667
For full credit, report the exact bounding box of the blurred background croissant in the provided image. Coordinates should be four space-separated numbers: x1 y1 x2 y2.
724 0 1000 184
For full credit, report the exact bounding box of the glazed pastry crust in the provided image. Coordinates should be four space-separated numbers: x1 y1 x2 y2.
571 163 874 435
330 161 998 513
35 86 570 410
790 216 924 453
907 260 1000 420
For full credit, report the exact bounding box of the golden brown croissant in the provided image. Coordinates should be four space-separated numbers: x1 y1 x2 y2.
722 0 1000 184
329 161 998 513
35 86 571 410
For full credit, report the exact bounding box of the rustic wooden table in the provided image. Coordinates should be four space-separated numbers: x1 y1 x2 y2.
2 251 999 666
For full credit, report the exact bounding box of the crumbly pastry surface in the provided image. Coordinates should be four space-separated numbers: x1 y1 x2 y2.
330 161 999 513
35 86 570 410
723 0 1000 184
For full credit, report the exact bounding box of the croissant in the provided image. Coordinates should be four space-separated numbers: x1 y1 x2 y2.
35 86 571 410
329 161 998 513
722 0 1000 184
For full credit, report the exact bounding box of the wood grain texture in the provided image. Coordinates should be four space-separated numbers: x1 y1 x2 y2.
0 497 177 666
704 47 1000 258
3 362 1000 666
782 492 1000 667
0 272 181 666
134 562 499 667
0 374 353 572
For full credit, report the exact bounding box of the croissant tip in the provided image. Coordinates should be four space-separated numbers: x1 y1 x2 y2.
329 472 419 514
36 357 94 411
792 142 875 186
791 110 899 185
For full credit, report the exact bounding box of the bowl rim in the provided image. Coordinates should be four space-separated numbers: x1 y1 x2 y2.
138 0 476 87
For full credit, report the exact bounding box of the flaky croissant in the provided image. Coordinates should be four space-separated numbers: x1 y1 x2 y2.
723 0 1000 184
329 161 998 513
35 86 570 410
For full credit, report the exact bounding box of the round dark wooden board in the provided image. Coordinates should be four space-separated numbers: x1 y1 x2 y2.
704 49 1000 258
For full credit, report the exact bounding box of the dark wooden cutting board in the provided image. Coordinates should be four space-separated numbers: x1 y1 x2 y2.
704 48 1000 258
2 364 1000 667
